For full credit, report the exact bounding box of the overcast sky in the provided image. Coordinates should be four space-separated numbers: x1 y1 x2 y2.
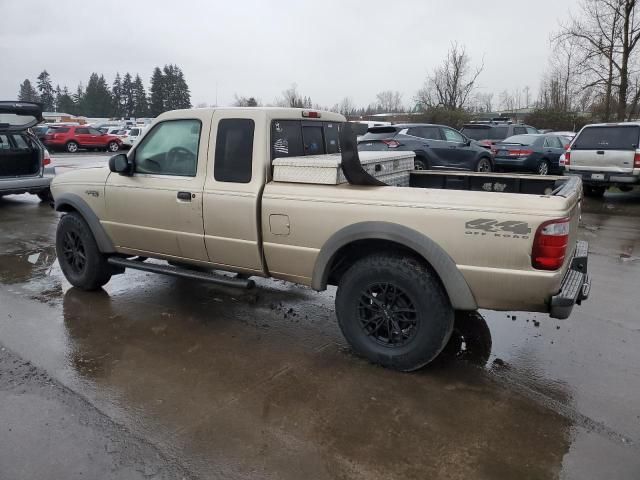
1 0 576 109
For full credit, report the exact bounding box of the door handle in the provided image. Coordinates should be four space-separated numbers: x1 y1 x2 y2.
177 191 192 201
596 150 605 155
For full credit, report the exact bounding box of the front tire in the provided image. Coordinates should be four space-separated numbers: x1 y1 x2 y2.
335 254 454 371
56 212 112 290
66 141 79 153
107 141 120 152
475 157 492 172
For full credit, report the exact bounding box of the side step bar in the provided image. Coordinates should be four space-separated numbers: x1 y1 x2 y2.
107 257 255 289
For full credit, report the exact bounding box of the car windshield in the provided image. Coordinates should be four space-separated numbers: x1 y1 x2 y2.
573 125 640 150
130 128 140 136
499 135 539 146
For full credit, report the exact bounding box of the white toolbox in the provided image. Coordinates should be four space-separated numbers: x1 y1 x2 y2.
272 151 415 185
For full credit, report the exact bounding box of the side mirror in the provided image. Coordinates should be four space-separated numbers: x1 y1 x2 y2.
109 153 133 176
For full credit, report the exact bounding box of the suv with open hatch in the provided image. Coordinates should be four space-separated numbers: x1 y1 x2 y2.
563 122 640 197
43 125 122 153
0 101 55 201
51 107 590 372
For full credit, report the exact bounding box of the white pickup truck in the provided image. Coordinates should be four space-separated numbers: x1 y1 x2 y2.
51 107 591 371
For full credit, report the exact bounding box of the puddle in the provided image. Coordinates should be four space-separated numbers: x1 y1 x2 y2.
0 247 58 285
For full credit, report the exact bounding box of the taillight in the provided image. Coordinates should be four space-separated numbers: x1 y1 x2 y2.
302 111 321 118
43 149 51 166
508 149 533 157
532 218 570 270
564 150 571 165
634 152 640 168
382 139 400 148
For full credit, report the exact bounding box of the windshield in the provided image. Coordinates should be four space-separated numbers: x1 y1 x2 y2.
573 125 640 150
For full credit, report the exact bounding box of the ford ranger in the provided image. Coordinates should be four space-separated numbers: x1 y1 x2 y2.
50 107 591 371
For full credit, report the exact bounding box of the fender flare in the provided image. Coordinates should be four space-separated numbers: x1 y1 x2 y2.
311 221 477 311
55 193 115 253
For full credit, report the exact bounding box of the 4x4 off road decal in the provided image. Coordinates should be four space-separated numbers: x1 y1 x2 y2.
465 218 531 239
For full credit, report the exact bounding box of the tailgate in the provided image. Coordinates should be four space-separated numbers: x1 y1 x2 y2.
571 125 638 172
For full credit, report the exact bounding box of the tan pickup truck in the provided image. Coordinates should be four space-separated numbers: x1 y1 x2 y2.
51 107 591 371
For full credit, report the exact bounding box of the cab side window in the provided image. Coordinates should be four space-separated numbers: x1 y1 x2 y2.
134 119 201 176
214 118 254 183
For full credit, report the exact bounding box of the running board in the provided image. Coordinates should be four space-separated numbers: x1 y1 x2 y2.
107 257 255 289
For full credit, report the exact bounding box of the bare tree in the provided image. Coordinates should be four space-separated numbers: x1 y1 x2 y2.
375 90 403 112
338 96 356 116
499 90 515 112
275 83 307 108
474 92 494 112
415 42 484 110
523 86 532 108
233 94 260 107
556 0 640 120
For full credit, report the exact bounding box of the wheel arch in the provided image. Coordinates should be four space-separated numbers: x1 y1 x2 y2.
55 193 115 253
311 222 477 311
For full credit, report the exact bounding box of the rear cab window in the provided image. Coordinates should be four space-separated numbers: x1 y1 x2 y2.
214 119 255 183
271 120 342 159
573 125 640 150
461 125 508 141
360 126 399 142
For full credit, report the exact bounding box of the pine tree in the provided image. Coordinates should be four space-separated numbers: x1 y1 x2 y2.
173 65 191 109
57 86 76 114
133 74 148 117
83 73 112 117
111 73 123 117
18 79 39 102
149 67 165 116
36 70 55 111
73 83 85 115
163 65 177 110
122 73 134 117
54 85 62 111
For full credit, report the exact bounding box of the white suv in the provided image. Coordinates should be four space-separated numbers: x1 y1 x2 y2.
565 123 640 197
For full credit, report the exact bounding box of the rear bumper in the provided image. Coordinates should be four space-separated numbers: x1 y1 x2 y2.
0 168 55 195
566 170 639 186
550 240 591 319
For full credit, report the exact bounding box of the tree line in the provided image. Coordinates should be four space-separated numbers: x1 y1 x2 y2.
17 65 191 118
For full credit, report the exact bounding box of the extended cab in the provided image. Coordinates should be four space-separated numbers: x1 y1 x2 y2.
51 108 591 371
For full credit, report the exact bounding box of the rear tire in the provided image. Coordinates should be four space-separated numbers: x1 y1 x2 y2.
584 185 606 198
335 253 454 371
66 141 79 153
36 188 53 202
414 157 428 170
537 159 550 175
475 157 492 172
56 212 112 290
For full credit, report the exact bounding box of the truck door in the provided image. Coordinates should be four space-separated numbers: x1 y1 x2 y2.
202 110 265 273
103 112 212 261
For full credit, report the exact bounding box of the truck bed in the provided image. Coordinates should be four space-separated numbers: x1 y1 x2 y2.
409 171 579 197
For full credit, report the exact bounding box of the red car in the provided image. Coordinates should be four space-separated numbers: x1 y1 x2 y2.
42 125 122 153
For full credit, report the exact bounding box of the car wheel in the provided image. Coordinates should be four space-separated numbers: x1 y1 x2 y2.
414 157 428 170
335 253 454 371
66 141 79 153
584 185 606 198
107 141 120 152
56 212 112 290
36 188 53 202
537 159 550 175
475 157 492 172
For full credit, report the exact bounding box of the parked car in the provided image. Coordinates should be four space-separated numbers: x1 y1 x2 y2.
42 125 122 153
121 126 147 148
461 122 539 149
564 122 640 197
358 124 494 172
492 134 570 175
0 101 55 201
50 107 590 371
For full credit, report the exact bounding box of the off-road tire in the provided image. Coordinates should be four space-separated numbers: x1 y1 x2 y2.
335 253 454 371
56 212 112 290
66 141 79 153
584 185 606 198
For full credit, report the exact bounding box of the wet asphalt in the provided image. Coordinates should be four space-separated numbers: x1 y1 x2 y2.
0 153 639 479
